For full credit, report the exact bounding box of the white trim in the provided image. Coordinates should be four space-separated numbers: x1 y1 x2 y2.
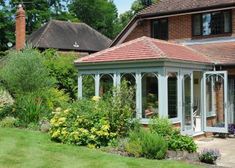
78 74 83 99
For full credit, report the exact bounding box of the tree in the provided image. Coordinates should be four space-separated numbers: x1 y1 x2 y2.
69 0 118 39
0 1 15 51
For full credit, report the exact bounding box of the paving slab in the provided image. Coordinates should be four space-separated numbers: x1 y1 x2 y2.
196 137 235 168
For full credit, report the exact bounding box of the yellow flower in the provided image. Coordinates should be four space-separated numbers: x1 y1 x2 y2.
58 117 66 124
52 130 60 138
87 144 96 149
92 96 101 102
64 109 71 115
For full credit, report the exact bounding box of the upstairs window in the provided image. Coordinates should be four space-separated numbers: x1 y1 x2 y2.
152 18 168 40
192 10 232 36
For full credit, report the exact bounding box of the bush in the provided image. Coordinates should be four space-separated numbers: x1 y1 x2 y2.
0 117 19 128
0 88 14 119
125 129 168 159
199 148 221 164
42 49 78 99
50 104 116 148
149 117 173 137
149 117 197 153
13 88 69 127
0 49 55 95
168 132 197 153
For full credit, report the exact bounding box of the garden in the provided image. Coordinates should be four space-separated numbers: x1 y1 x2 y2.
0 48 221 167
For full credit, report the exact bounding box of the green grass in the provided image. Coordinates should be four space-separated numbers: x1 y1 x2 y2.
0 128 201 168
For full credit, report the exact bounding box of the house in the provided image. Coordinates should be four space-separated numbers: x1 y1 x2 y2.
15 5 111 55
75 0 235 137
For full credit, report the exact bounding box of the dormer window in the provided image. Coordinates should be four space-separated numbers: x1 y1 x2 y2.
192 10 232 37
151 18 168 40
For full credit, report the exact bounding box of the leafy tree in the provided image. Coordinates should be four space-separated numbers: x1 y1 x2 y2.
0 1 14 51
69 0 118 39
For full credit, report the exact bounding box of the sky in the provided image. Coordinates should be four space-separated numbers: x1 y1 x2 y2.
114 0 135 14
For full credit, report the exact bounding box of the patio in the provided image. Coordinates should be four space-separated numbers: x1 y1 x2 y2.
196 137 235 168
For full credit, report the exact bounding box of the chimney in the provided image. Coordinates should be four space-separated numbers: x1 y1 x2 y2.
15 4 26 50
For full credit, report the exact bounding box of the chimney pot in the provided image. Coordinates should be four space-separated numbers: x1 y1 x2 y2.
16 4 26 50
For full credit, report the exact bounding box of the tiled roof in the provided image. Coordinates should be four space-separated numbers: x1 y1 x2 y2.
139 0 235 17
27 20 111 52
189 42 235 65
75 37 211 64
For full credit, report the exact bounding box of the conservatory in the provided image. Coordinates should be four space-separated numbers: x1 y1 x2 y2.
75 37 229 136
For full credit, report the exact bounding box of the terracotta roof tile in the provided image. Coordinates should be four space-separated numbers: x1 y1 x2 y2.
139 0 235 16
75 37 211 64
189 42 235 65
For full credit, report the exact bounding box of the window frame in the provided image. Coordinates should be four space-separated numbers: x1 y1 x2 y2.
151 18 169 40
192 10 232 37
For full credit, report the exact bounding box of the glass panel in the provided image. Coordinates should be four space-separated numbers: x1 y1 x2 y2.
211 12 223 34
193 14 202 36
142 73 158 118
206 74 225 128
82 75 95 99
168 73 178 118
100 74 113 97
183 75 192 131
152 18 168 40
203 13 212 35
224 11 231 33
121 74 136 116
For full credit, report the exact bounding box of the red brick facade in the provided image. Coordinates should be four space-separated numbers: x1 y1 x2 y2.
15 6 26 50
123 9 235 43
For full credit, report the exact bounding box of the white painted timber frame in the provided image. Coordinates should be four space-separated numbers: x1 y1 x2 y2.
75 60 230 135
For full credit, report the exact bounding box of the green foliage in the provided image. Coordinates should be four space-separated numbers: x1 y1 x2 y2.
0 117 19 128
199 149 221 164
50 104 116 148
42 49 77 99
50 82 135 147
13 88 69 127
69 0 118 38
168 132 197 153
149 117 197 153
0 49 55 95
149 117 173 137
125 128 168 159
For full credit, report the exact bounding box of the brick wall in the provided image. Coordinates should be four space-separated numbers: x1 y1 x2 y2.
123 9 235 43
168 15 192 40
124 20 151 42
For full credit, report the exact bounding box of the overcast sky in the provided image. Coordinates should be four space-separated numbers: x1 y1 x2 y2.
114 0 135 14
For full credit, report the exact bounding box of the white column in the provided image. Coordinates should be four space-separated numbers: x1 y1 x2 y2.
95 74 100 96
78 74 83 99
136 72 142 119
158 69 168 117
116 72 121 86
178 72 183 123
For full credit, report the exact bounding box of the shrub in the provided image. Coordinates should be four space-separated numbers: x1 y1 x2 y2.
0 88 14 119
149 117 197 153
50 105 116 147
0 49 55 95
168 131 197 153
125 129 168 159
13 88 69 127
42 49 78 99
0 117 19 128
149 117 173 137
199 148 221 164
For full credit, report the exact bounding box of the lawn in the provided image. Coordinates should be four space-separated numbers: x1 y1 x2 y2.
0 128 201 168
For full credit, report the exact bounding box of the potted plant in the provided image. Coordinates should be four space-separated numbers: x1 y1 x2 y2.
199 148 221 164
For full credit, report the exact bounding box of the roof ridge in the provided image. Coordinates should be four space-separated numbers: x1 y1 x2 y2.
35 21 52 47
76 37 146 63
183 44 214 63
144 38 166 58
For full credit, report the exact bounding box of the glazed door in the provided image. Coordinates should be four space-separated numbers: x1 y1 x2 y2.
203 71 228 133
182 72 194 135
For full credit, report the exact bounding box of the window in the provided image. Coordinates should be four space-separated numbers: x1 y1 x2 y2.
193 10 232 36
142 73 158 118
168 73 178 118
152 18 168 40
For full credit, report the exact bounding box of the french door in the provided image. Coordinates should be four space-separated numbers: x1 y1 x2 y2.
203 71 228 133
182 71 194 135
